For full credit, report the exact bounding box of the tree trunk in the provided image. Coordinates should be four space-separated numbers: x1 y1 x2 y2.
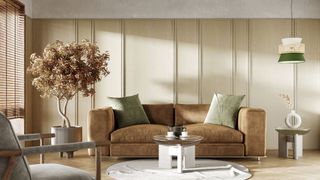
56 97 71 127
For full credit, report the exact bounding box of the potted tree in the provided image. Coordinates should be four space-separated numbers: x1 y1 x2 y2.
28 39 110 157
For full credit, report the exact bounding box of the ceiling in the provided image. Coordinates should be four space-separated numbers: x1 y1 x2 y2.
20 0 320 19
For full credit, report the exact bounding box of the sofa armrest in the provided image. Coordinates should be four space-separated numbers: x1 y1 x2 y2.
88 107 115 156
238 107 266 156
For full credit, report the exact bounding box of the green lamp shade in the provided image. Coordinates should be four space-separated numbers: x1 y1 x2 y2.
278 53 305 64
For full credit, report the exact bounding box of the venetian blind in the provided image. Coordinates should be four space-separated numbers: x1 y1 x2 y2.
0 0 24 119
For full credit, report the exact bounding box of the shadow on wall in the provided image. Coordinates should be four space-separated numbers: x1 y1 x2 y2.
153 75 249 105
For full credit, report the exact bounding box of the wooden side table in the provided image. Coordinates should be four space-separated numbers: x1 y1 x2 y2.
276 128 310 160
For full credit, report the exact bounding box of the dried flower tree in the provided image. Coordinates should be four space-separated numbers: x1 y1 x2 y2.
28 39 110 127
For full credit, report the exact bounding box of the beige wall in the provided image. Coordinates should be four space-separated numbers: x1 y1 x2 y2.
29 19 320 149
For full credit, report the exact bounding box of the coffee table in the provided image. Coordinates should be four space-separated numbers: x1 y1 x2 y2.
153 135 203 173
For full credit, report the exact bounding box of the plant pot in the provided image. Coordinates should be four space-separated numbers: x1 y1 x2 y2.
51 126 82 145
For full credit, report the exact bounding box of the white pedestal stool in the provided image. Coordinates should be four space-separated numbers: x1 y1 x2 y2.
276 128 310 160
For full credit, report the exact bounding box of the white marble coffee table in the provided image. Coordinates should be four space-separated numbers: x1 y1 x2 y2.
153 135 203 173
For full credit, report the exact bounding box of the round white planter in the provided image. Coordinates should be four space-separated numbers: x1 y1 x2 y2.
51 126 82 145
51 126 82 158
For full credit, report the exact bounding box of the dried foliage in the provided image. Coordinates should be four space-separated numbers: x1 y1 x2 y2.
28 39 110 127
279 94 293 110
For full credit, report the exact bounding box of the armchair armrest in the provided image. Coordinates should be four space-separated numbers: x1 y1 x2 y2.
238 107 266 156
21 141 102 180
88 107 115 156
0 150 21 157
17 133 55 141
21 142 95 156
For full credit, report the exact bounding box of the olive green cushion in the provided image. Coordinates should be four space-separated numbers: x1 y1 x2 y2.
204 93 245 128
107 94 150 128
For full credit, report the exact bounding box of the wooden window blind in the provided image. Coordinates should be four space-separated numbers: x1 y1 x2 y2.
0 0 24 119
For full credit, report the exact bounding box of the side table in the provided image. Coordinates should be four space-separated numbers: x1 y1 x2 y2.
276 127 310 160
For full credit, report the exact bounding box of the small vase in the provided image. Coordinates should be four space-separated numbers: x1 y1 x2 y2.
285 110 302 129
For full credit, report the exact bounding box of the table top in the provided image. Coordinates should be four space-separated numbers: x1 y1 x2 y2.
153 135 203 146
276 127 311 135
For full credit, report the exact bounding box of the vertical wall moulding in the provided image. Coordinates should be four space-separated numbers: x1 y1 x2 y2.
173 19 177 104
293 19 298 110
197 20 202 104
121 19 125 97
74 19 79 126
91 20 95 109
247 19 252 106
231 19 236 95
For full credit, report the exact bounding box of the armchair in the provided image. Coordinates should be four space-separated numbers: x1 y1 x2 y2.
0 113 101 180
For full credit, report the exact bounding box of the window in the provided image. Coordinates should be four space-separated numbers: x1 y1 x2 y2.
0 0 24 119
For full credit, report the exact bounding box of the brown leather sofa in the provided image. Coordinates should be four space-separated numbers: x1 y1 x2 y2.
88 104 266 158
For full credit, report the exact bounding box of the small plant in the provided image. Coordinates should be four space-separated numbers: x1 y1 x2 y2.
279 94 293 110
28 39 110 127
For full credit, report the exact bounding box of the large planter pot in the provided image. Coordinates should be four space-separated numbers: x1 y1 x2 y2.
51 126 82 158
51 126 82 145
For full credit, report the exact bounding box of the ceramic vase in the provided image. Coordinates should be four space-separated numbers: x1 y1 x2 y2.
285 110 301 129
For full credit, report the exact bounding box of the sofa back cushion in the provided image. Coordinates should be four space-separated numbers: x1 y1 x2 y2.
107 94 150 129
175 104 210 125
143 104 174 126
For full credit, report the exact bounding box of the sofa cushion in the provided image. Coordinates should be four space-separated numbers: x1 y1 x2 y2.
111 124 167 143
204 93 245 128
175 104 210 125
185 123 243 143
107 94 150 128
143 104 174 126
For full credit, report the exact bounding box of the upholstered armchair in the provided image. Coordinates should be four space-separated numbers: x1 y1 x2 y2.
0 113 101 180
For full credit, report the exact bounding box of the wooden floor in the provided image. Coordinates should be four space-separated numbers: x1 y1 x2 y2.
27 150 320 180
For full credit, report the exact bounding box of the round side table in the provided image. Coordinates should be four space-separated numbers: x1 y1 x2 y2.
275 127 310 160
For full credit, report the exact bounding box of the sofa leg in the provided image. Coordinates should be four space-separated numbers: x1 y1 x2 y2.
257 157 261 161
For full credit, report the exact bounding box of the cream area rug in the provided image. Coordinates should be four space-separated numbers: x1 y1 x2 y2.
107 159 252 180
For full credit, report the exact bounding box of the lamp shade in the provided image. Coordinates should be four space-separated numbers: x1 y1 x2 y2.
278 53 305 64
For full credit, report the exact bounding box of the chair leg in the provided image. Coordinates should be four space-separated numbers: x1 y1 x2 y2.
95 147 101 180
3 156 17 180
67 151 73 158
40 138 44 164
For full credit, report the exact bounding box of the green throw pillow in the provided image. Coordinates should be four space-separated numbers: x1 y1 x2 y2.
204 93 245 128
107 94 150 128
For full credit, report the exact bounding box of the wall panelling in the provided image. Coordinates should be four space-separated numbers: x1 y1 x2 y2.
30 19 320 149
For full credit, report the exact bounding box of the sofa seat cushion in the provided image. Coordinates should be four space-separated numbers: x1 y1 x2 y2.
111 124 167 143
186 123 243 143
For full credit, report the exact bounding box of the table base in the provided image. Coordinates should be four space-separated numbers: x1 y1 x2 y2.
158 144 195 173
